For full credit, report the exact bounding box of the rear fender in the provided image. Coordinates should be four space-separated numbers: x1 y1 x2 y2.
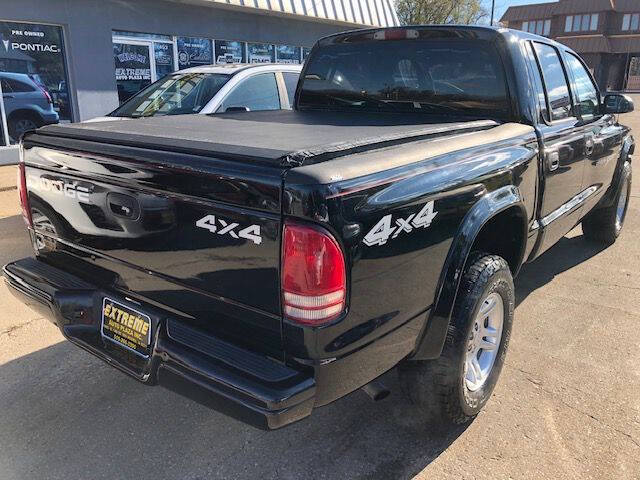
412 185 526 360
600 134 634 208
8 108 44 125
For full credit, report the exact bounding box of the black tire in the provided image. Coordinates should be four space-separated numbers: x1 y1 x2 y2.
398 254 514 425
582 161 632 245
8 113 40 143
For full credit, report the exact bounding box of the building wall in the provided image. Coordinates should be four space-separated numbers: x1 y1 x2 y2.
1 0 353 120
501 1 640 92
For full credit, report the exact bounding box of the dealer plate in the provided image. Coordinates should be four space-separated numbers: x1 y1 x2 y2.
101 297 152 357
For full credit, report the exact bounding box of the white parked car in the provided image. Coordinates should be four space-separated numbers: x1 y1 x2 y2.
88 63 302 122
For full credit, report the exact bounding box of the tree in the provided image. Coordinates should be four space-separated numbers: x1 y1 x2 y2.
395 0 488 26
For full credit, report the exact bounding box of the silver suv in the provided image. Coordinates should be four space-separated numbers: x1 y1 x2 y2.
1 72 59 142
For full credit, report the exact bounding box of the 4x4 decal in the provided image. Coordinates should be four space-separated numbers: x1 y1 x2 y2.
363 201 438 247
196 215 262 245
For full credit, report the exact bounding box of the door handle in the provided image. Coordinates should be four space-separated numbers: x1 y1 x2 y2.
585 137 595 156
546 150 560 172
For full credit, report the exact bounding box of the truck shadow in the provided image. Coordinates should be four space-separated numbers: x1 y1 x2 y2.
0 232 606 480
514 231 606 307
0 339 466 480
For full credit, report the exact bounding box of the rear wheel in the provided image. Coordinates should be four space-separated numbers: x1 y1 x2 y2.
8 115 40 142
399 254 514 424
582 161 632 245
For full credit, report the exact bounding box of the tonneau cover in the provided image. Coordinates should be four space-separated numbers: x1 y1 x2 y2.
39 110 498 167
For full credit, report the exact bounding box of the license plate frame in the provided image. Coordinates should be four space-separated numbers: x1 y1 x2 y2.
100 297 152 358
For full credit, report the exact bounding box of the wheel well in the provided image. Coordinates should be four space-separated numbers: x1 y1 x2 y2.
8 109 43 125
468 207 526 275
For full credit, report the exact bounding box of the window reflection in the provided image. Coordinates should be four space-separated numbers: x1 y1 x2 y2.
0 21 69 144
566 54 598 117
534 43 572 120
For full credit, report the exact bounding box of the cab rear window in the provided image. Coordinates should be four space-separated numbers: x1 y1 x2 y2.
298 38 510 118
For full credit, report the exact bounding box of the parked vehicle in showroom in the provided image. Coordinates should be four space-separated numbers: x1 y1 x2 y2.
0 72 59 142
88 63 302 122
5 26 634 430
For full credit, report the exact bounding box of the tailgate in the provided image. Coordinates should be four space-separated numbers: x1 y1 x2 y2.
21 133 285 357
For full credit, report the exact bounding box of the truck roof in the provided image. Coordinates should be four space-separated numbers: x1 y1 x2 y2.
315 24 575 55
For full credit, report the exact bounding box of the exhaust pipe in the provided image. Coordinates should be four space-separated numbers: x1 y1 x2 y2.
361 379 390 401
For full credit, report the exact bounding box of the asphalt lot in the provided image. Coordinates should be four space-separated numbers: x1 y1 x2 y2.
0 104 639 480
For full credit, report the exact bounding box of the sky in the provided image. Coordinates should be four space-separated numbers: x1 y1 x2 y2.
482 0 556 23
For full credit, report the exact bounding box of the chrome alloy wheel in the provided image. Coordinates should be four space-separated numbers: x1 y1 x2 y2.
615 178 629 231
464 292 504 392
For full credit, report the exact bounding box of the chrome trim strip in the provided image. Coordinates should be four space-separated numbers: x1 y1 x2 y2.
539 185 598 228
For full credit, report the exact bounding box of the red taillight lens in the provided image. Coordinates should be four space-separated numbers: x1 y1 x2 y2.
282 222 346 326
38 85 52 104
17 149 33 227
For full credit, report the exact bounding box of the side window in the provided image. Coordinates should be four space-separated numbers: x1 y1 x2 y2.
282 72 299 108
7 79 35 92
533 43 572 121
1 79 12 94
217 73 280 112
565 53 599 118
527 43 549 123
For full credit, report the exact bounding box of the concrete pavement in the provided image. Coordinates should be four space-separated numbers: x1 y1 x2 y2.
0 165 19 219
0 105 638 479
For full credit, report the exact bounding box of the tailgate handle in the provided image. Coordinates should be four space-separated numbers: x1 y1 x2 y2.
107 193 139 220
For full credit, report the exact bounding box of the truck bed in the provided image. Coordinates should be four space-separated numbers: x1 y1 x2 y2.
39 110 498 166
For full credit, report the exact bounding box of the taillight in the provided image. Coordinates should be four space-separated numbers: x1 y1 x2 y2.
17 145 33 227
282 222 346 326
38 85 52 104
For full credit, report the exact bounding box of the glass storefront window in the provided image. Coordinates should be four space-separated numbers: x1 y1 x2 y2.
302 47 312 62
113 30 173 42
276 45 301 64
0 21 70 144
154 42 175 77
215 40 246 64
177 37 213 69
112 32 176 105
113 41 153 104
247 43 275 64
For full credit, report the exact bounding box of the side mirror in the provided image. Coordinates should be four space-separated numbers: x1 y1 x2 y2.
225 106 250 113
603 93 634 114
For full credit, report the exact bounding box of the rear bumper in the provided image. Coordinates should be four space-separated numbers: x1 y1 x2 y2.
3 257 315 430
39 111 60 125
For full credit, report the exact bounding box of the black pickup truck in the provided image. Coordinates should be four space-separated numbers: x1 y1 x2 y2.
4 26 635 429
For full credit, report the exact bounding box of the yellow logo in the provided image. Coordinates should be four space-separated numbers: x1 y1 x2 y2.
103 303 149 336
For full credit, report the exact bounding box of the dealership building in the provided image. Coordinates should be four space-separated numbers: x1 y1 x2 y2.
0 0 398 162
501 0 640 93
